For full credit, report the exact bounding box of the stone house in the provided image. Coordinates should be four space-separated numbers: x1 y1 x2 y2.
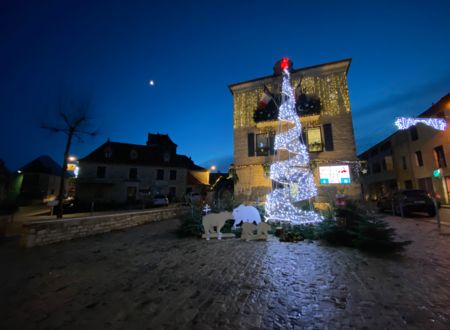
76 133 208 204
18 155 65 203
359 92 450 204
229 58 361 204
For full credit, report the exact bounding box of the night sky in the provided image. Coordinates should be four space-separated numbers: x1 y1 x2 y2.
1 0 450 172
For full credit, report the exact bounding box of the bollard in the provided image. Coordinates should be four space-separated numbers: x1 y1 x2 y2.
399 202 404 218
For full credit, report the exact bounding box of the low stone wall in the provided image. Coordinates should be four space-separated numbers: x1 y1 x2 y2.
21 207 189 248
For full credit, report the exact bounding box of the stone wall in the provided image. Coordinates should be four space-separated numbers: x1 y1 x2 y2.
21 207 189 248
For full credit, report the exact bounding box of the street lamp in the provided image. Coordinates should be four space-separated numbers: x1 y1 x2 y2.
210 165 217 172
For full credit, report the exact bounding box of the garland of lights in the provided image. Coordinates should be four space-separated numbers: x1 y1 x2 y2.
265 59 322 224
395 117 447 131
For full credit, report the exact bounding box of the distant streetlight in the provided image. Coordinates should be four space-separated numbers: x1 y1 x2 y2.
149 80 155 86
210 165 217 172
17 170 22 174
68 155 77 162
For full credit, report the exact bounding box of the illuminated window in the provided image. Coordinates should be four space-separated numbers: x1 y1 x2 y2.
256 134 270 156
434 145 447 168
415 151 423 167
385 156 393 171
307 127 322 152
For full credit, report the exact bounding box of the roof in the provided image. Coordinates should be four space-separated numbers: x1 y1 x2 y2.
187 172 208 186
147 133 177 147
228 58 352 94
80 139 206 170
418 92 450 117
19 155 63 176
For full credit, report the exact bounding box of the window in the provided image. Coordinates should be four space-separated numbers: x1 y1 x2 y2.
415 151 423 167
157 169 164 180
256 134 270 156
384 156 394 171
97 166 106 178
410 126 418 141
164 152 170 162
307 127 323 152
434 145 447 168
402 156 407 170
127 186 137 202
129 168 137 180
104 147 112 159
170 170 177 180
130 150 138 160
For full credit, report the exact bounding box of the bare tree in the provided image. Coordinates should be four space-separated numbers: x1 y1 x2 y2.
42 98 97 219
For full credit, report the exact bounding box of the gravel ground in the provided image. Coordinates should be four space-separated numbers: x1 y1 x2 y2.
1 216 450 329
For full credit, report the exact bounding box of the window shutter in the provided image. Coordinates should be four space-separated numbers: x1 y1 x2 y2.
323 123 334 151
269 134 275 155
300 129 307 144
247 133 255 157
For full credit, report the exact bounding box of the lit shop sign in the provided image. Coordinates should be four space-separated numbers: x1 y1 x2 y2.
319 165 351 184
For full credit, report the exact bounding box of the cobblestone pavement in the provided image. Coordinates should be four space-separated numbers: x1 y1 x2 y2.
1 216 450 329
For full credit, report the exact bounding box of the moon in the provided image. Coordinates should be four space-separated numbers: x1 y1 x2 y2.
149 80 155 86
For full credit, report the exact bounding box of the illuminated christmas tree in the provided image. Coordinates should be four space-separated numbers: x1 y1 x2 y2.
265 58 322 224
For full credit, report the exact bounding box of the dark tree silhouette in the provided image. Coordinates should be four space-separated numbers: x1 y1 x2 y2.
42 98 97 219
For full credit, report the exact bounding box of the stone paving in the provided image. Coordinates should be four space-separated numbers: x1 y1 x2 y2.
1 216 450 329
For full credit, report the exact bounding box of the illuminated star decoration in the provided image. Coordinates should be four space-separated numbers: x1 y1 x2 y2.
264 58 322 224
395 117 447 131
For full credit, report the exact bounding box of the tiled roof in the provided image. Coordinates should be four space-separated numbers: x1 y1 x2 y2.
19 155 63 175
80 140 206 170
146 133 177 147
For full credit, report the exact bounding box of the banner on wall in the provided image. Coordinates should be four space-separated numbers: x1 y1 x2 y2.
319 165 351 184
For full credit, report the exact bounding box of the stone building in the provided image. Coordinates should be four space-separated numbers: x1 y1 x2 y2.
359 92 450 205
229 58 361 204
18 155 65 203
76 133 208 204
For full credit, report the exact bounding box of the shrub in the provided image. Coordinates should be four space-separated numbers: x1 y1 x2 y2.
275 201 411 254
176 211 203 238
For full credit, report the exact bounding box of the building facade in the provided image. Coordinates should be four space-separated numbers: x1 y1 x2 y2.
18 155 65 203
229 59 361 204
77 134 208 204
359 93 450 204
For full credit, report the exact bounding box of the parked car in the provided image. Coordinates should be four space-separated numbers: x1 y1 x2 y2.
377 189 437 217
152 194 169 207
